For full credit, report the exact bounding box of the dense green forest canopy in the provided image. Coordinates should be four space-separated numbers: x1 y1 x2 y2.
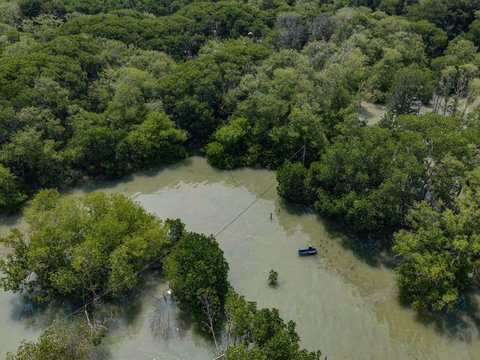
1 0 479 213
1 0 480 316
0 189 174 302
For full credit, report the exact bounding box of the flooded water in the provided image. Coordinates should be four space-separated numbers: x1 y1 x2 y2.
355 101 387 125
355 97 479 126
1 156 480 359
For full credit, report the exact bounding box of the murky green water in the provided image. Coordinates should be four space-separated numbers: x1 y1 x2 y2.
1 157 479 359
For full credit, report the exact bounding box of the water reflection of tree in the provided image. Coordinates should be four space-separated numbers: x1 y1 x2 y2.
150 291 189 340
413 287 480 340
275 197 395 268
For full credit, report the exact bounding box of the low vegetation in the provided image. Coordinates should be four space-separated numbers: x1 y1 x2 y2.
268 269 279 286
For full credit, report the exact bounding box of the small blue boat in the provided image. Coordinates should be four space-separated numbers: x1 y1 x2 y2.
298 246 317 256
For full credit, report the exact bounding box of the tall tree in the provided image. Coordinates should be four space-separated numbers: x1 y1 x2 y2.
394 169 480 311
165 232 229 333
0 190 170 302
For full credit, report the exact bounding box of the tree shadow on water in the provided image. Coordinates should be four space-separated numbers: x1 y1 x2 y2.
322 218 398 269
5 269 210 358
61 157 195 197
8 295 64 329
413 292 480 341
138 156 194 179
0 212 22 228
105 271 210 346
277 200 480 343
276 199 397 269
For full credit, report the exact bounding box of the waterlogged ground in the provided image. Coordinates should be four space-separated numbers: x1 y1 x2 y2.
355 96 480 126
1 157 480 359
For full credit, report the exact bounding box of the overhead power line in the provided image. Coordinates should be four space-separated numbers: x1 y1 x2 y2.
41 145 307 328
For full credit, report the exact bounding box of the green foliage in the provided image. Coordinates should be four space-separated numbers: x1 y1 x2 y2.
394 169 480 311
278 113 478 234
103 66 157 128
0 32 188 209
268 269 278 286
0 164 27 213
2 0 479 218
18 0 43 18
165 231 229 331
6 322 95 360
0 128 67 189
2 0 480 320
468 12 480 46
0 190 170 302
165 218 186 243
305 126 426 232
160 56 222 143
206 50 333 169
225 289 321 360
66 112 123 177
60 12 204 60
205 117 251 169
406 0 480 38
410 20 448 58
276 161 308 204
176 1 268 40
387 65 434 114
225 344 267 360
18 0 201 17
0 1 21 27
119 111 188 169
161 38 270 144
60 2 268 60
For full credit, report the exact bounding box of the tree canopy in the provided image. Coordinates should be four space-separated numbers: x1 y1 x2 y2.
0 190 171 302
393 169 480 311
0 0 479 215
1 0 480 326
224 289 321 360
165 231 230 332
